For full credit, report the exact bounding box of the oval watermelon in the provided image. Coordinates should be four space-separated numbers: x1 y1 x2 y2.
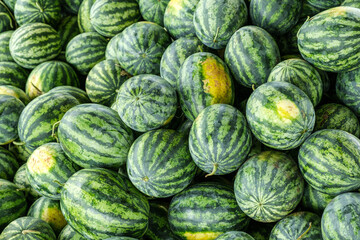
336 67 360 116
77 0 96 33
139 0 170 26
0 30 14 62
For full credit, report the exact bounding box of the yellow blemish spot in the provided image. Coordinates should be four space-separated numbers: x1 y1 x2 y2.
167 0 184 12
184 232 222 240
41 207 67 231
276 99 300 122
27 148 56 174
326 7 346 17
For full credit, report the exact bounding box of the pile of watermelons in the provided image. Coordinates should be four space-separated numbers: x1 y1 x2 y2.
0 0 360 239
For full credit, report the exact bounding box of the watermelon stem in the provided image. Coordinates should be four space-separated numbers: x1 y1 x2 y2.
205 163 218 178
51 121 61 143
297 222 312 240
53 180 64 187
252 84 256 91
35 1 44 12
12 141 25 146
22 230 42 235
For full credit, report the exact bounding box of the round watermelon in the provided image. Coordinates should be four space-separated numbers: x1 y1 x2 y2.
0 147 19 181
139 0 170 26
0 61 29 90
77 0 96 33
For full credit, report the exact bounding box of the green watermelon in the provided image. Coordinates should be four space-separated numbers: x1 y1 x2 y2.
336 67 360 116
298 129 360 196
116 74 177 132
13 164 41 201
57 15 80 58
58 225 87 240
193 0 247 49
58 104 134 169
47 86 90 104
322 192 360 239
117 21 172 75
2 0 16 11
0 95 25 145
9 142 33 164
224 25 280 88
63 0 83 14
177 118 193 135
0 2 14 33
77 0 96 33
0 61 29 90
301 0 325 19
60 168 150 239
177 52 234 121
0 85 30 105
267 58 323 106
90 0 141 37
234 151 304 223
298 6 360 72
342 0 360 8
301 184 334 215
308 0 343 9
139 0 170 26
0 30 14 62
65 32 107 75
0 216 56 240
105 32 121 60
0 147 19 180
215 231 255 240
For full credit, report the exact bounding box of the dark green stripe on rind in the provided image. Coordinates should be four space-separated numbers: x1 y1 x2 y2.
0 3 14 33
0 31 14 62
0 147 19 181
301 184 334 215
215 231 255 240
47 86 90 104
9 142 33 164
57 15 80 54
63 0 83 14
78 0 96 33
336 67 360 116
58 225 87 240
139 0 170 26
0 61 29 90
105 32 122 60
13 164 41 201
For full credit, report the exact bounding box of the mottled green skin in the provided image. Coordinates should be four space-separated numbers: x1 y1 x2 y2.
47 86 90 104
58 225 87 240
18 92 79 151
57 15 80 55
116 74 177 132
0 147 18 180
269 212 321 239
301 184 334 215
65 32 107 75
322 192 360 240
0 3 14 33
58 104 134 169
246 81 315 150
250 0 302 35
268 59 323 106
308 0 343 9
301 0 324 19
0 85 30 105
189 104 251 176
86 59 131 107
225 26 280 88
9 143 33 164
277 22 302 55
127 129 196 198
13 164 41 201
14 0 61 26
117 22 172 75
194 0 247 49
64 0 83 14
0 179 27 231
77 0 96 33
234 151 304 222
336 67 360 116
299 129 360 195
163 0 199 39
160 37 207 88
298 7 360 72
215 231 255 240
0 216 56 240
0 31 13 62
60 168 150 239
139 0 170 26
90 0 141 37
3 0 16 11
105 32 121 60
0 95 25 145
342 0 360 8
0 61 29 90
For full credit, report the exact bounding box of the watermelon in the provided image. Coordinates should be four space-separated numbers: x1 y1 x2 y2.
224 25 280 88
63 0 83 14
0 179 27 231
250 0 302 35
105 32 121 60
90 0 141 37
57 15 80 57
298 129 360 196
0 30 14 62
342 0 360 8
58 104 134 169
77 0 96 33
0 2 14 33
308 0 343 9
47 86 90 104
0 85 30 105
18 91 80 151
0 95 25 145
277 22 303 55
168 182 249 239
301 0 325 19
0 147 19 180
322 192 360 240
127 129 196 198
0 61 29 90
267 58 323 106
60 168 150 239
163 0 199 39
116 74 177 132
28 197 67 235
2 0 16 11
26 142 80 200
234 151 304 222
246 81 315 150
9 142 33 164
86 59 131 107
26 61 80 99
58 225 87 240
336 67 360 116
215 231 255 240
189 104 251 176
13 164 41 201
193 0 248 49
298 6 360 72
139 0 170 26
117 21 172 76
0 216 56 240
301 184 334 215
177 118 193 135
177 52 234 121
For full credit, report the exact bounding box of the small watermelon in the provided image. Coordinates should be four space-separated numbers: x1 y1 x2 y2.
77 0 96 33
0 30 14 62
336 67 360 116
139 0 170 26
0 61 29 90
0 147 19 180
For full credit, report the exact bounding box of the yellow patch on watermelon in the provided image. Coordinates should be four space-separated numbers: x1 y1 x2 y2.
324 7 346 17
183 231 222 240
0 86 19 99
26 74 42 100
276 99 300 123
27 147 56 174
41 207 67 232
167 0 185 13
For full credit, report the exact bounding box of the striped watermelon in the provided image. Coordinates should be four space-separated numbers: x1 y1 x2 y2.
298 129 360 195
322 192 360 239
336 67 360 116
0 3 14 33
301 0 325 19
86 59 131 106
215 231 254 240
13 164 41 201
160 37 208 88
342 0 360 7
168 182 250 239
18 91 80 151
0 147 19 180
0 216 56 240
0 85 30 105
178 52 234 121
64 0 84 14
267 58 323 106
47 86 90 104
9 142 33 164
90 0 141 37
298 6 360 72
116 74 177 132
127 129 196 198
0 179 27 231
117 22 172 76
58 104 134 169
246 81 315 150
26 142 80 200
234 151 304 223
2 0 16 11
57 15 80 58
65 32 107 75
58 225 87 240
308 0 343 9
60 168 150 239
139 0 170 26
26 61 80 99
77 0 96 33
224 26 281 88
193 0 248 49
189 104 251 176
0 30 14 62
105 32 121 60
0 95 25 145
301 184 334 215
0 61 29 90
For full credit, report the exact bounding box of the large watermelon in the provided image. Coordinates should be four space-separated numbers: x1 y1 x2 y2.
0 61 29 90
138 0 170 26
58 225 87 240
336 67 360 116
301 184 334 215
0 85 30 105
0 30 13 62
0 147 19 180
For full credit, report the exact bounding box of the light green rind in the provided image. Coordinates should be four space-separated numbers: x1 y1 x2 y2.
139 0 170 26
0 147 19 180
0 30 14 62
342 0 360 8
58 225 87 240
301 184 334 215
0 61 29 90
